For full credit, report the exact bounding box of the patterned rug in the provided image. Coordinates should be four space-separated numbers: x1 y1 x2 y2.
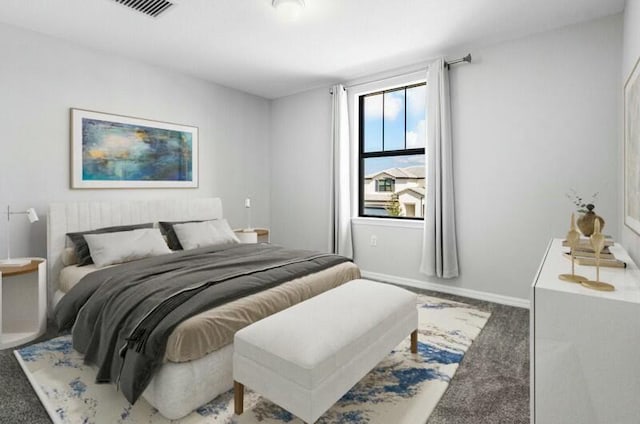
15 294 490 424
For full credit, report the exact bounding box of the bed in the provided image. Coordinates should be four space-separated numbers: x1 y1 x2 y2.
47 198 360 419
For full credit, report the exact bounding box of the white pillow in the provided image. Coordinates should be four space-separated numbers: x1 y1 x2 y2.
173 219 239 250
209 219 241 244
84 228 171 268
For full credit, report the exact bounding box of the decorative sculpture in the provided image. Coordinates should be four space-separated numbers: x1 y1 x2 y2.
559 213 588 283
580 219 615 291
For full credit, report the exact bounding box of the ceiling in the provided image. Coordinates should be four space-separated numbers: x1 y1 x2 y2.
0 0 625 99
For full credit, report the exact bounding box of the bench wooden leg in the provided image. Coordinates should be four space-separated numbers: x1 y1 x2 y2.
410 330 418 353
234 381 244 415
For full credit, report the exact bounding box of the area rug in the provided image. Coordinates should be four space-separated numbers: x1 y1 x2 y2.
15 294 490 424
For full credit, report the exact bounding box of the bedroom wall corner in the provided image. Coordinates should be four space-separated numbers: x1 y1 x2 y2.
269 87 333 252
0 23 272 260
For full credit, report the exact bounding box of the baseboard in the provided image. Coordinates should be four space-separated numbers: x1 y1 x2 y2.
360 270 530 309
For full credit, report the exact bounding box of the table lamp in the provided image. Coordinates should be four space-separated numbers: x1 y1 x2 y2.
243 197 253 232
1 205 39 267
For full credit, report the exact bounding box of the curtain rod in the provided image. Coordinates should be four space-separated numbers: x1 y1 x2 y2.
446 53 472 66
330 53 472 94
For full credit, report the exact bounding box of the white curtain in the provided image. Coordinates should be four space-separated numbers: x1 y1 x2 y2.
420 58 459 278
330 84 354 258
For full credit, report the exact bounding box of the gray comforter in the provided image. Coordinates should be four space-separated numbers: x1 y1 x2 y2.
54 243 349 404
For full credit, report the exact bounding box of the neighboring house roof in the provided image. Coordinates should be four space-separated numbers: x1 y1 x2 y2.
366 166 425 179
368 171 396 180
402 166 425 178
397 187 425 198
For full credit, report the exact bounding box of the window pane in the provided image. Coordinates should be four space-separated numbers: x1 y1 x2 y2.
406 85 426 148
363 94 382 152
363 154 425 218
383 89 405 151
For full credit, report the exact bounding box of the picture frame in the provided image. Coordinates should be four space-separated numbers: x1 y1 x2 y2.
625 56 640 235
70 109 198 189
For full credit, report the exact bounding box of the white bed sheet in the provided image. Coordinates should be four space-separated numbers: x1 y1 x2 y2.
58 264 109 293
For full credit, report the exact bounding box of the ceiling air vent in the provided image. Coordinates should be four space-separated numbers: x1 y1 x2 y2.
112 0 175 18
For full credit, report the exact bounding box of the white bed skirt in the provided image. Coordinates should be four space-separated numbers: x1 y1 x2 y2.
54 289 234 420
143 344 235 419
52 290 65 310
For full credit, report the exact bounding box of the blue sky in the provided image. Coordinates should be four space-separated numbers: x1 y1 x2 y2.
363 84 426 175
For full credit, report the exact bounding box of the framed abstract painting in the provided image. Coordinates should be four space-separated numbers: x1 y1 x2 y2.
71 109 198 189
625 57 640 235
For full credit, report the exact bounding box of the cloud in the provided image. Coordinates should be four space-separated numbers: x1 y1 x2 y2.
406 119 426 148
406 85 426 117
364 92 404 121
364 95 382 119
395 155 424 165
384 92 403 120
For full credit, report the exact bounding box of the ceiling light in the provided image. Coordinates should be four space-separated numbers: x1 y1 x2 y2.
272 0 305 22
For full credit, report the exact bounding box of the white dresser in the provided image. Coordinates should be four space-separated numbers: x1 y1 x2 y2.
531 239 640 424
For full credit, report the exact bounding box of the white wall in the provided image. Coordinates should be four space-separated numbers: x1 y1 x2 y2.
270 87 332 252
622 0 640 262
0 23 271 260
270 14 622 303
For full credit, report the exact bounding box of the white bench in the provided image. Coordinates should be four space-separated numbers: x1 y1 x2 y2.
233 279 418 423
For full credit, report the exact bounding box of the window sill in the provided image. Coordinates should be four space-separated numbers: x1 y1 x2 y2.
351 217 423 229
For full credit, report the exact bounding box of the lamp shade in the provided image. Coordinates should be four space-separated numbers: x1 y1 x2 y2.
26 208 39 223
1 205 39 267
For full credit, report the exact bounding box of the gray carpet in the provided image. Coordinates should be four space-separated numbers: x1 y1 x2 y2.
0 323 59 424
0 288 529 423
420 289 530 424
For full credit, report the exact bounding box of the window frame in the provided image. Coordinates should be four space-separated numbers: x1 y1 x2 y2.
375 177 395 192
358 82 426 220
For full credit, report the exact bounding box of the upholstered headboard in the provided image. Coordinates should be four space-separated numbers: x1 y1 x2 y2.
46 198 223 313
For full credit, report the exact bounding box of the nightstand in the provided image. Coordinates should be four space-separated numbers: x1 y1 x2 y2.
234 228 270 244
0 258 47 349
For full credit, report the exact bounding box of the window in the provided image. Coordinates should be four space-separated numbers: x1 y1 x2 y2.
359 82 426 219
375 178 395 192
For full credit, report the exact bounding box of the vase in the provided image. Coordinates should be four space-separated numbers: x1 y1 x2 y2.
577 205 605 237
